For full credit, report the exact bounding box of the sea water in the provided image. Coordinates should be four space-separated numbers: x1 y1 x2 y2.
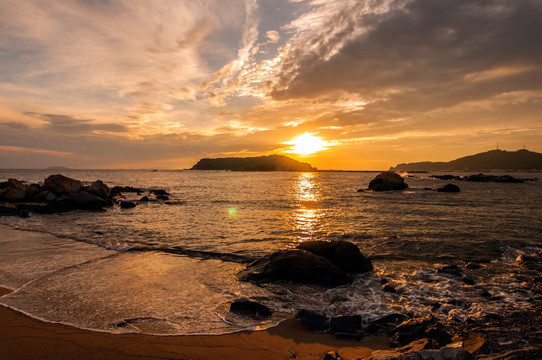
0 169 541 334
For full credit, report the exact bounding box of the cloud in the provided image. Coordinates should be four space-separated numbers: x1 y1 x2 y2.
265 30 280 43
0 145 74 157
22 112 129 135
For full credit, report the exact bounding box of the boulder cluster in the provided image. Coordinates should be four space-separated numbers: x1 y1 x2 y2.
0 174 170 217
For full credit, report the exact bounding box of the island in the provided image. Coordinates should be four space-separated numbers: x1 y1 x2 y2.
190 155 317 171
390 149 542 172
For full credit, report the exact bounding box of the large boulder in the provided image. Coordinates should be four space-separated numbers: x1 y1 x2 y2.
43 174 83 195
297 240 373 274
237 249 351 287
0 179 27 202
368 172 408 191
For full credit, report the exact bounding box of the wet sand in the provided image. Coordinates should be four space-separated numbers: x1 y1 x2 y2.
0 287 388 360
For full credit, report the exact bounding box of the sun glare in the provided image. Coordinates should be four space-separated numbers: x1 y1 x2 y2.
285 133 330 155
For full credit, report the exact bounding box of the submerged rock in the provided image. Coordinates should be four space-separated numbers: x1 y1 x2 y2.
368 172 408 191
437 183 460 193
297 240 373 274
229 300 272 318
119 200 137 209
237 249 351 287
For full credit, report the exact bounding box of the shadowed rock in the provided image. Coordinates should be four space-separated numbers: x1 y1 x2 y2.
297 240 373 274
437 183 460 193
43 174 83 195
368 172 408 191
0 179 27 202
296 309 329 332
229 300 272 318
88 180 110 199
237 249 351 287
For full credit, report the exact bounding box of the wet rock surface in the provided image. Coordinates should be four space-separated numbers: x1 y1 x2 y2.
237 249 352 287
297 240 373 274
368 172 408 191
229 300 272 318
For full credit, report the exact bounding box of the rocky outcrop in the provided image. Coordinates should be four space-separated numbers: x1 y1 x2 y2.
238 249 351 287
463 173 524 183
0 175 173 216
297 240 373 274
368 172 408 191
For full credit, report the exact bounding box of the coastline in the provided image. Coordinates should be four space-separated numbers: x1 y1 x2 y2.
0 287 389 360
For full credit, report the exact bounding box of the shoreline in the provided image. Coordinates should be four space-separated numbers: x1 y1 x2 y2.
0 287 389 360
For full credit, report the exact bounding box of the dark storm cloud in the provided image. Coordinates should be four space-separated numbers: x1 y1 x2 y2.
271 0 542 110
23 112 129 134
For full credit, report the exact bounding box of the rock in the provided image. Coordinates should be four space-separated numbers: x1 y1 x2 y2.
88 180 110 199
119 200 137 209
322 351 342 360
67 192 109 210
383 284 397 293
43 174 83 195
462 277 476 285
368 338 430 360
463 173 524 183
465 262 481 270
156 195 169 201
24 185 41 199
0 179 27 202
0 205 18 216
140 196 150 202
368 172 408 191
297 240 373 274
237 250 351 287
431 175 462 181
419 342 475 360
110 186 144 196
438 265 463 277
330 315 361 334
463 333 487 354
437 184 460 193
391 315 446 347
367 314 410 334
17 209 30 218
150 189 170 196
229 300 272 318
357 189 364 192
296 310 329 332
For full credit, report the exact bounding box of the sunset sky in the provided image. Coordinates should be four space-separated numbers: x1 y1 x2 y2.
1 0 541 170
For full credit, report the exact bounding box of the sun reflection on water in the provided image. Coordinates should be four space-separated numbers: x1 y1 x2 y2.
292 172 324 243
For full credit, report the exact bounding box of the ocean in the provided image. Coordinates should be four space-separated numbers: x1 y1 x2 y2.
0 169 541 335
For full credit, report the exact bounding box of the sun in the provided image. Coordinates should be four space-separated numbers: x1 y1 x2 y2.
284 133 330 155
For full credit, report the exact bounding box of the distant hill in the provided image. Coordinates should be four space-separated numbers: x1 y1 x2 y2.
390 149 542 172
190 155 317 171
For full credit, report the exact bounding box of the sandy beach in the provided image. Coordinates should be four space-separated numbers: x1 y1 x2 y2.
0 287 389 360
